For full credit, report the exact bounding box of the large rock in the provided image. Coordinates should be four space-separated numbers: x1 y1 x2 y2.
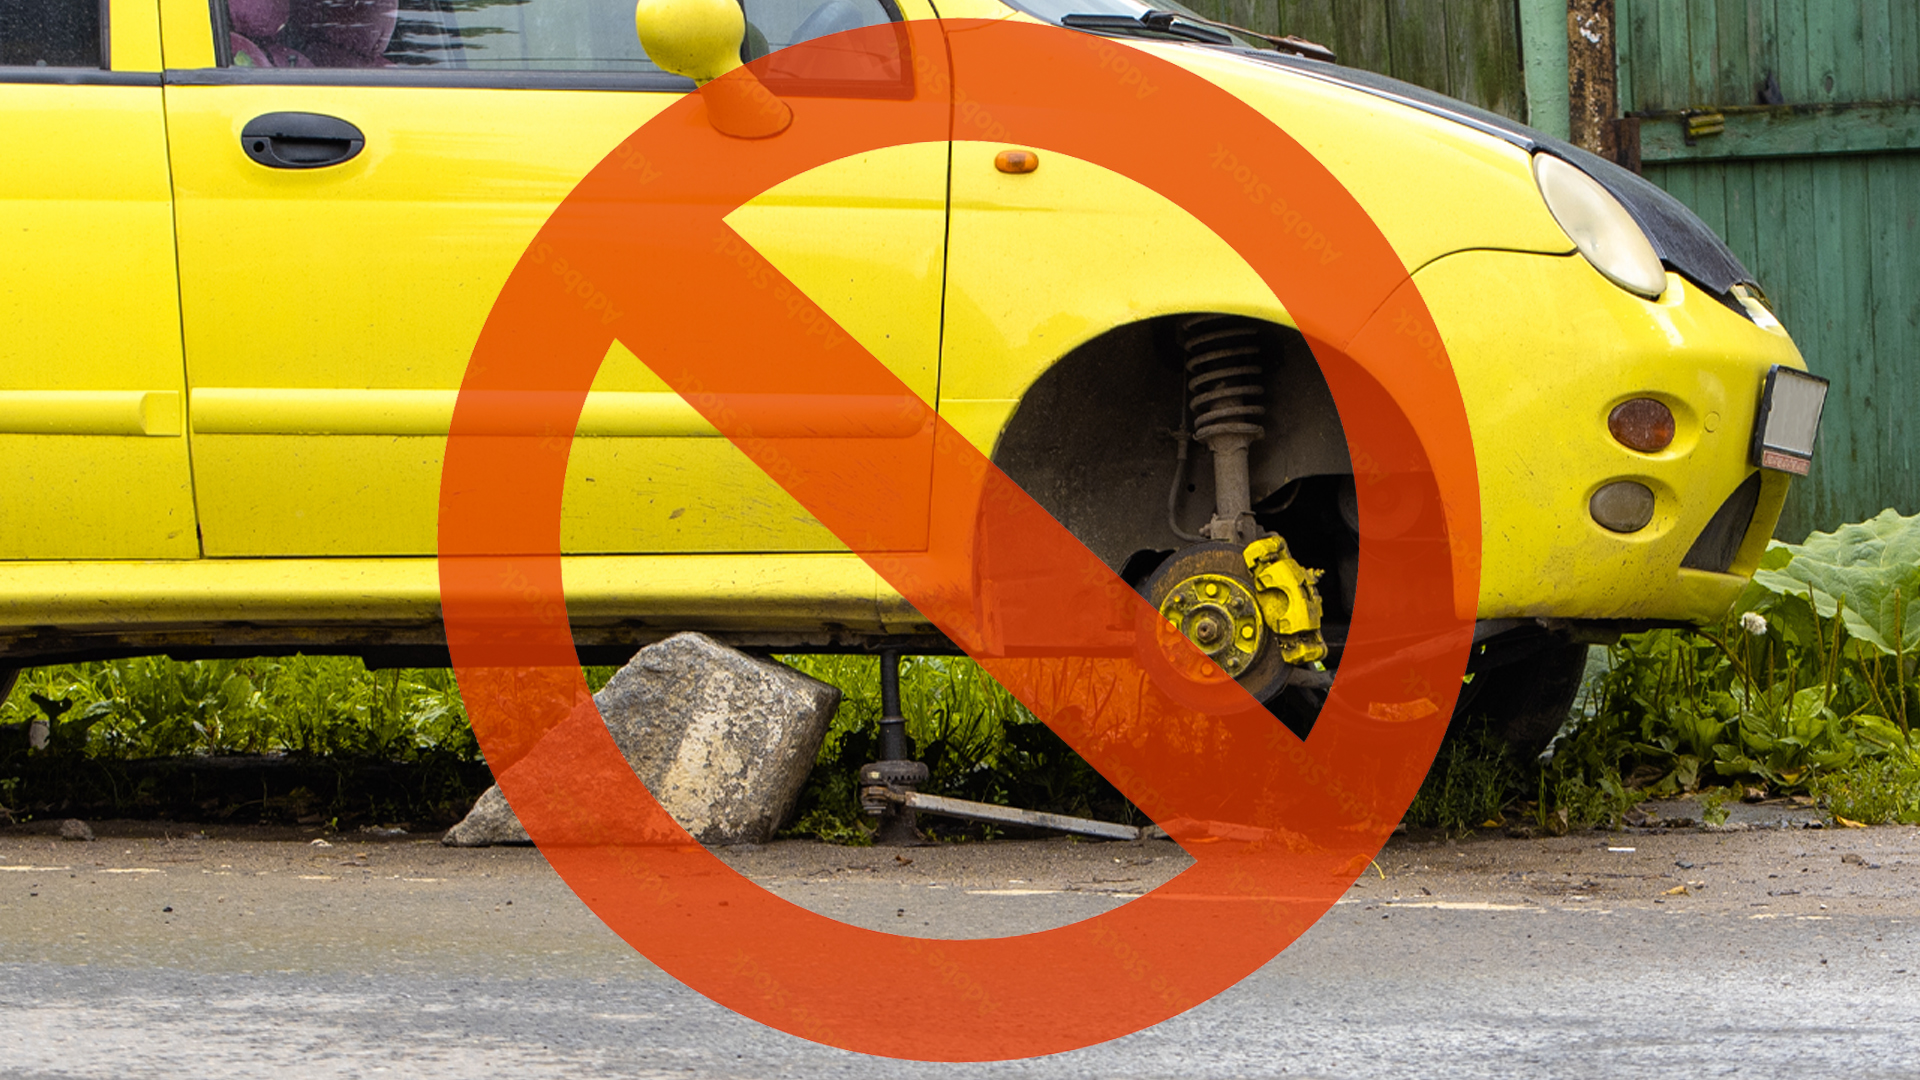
440 786 527 847
444 633 840 847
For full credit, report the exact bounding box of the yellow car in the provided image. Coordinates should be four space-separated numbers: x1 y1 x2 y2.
0 0 1824 752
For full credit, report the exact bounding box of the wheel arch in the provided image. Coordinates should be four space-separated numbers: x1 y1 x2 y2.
986 313 1353 576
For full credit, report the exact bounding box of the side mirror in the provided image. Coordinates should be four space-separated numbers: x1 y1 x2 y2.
636 0 791 137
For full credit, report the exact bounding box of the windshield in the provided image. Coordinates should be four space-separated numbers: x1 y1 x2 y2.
1004 0 1265 49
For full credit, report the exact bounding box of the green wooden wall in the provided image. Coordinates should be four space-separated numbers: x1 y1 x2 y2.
1179 0 1530 120
1617 0 1920 111
1618 0 1920 538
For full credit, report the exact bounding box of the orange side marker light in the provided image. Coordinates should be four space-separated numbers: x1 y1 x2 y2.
994 149 1040 174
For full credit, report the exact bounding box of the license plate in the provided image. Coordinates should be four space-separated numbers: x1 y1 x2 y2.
1750 366 1828 476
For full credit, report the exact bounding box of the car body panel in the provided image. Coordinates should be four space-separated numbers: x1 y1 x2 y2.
0 0 197 561
160 1 942 557
1168 44 1575 275
1416 251 1800 619
110 0 166 71
940 141 1289 454
573 142 951 554
936 39 1581 451
163 82 676 555
155 0 218 69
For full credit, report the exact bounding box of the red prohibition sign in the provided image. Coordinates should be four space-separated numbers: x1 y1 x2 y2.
439 18 1480 1062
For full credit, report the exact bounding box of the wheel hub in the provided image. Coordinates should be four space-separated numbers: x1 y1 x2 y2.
1156 572 1265 678
1138 539 1310 710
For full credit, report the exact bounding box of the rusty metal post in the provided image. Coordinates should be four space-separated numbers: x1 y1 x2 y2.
1566 0 1618 161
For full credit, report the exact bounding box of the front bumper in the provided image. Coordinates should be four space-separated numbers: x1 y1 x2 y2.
1415 249 1806 624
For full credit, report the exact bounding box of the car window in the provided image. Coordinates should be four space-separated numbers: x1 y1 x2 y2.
0 0 103 68
217 0 898 73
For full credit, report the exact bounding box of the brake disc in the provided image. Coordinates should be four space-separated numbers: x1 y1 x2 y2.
1141 541 1292 706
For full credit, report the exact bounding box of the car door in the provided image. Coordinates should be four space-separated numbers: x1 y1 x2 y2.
159 0 945 558
0 0 199 560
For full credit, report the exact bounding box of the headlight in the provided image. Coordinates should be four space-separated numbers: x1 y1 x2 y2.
1533 153 1667 300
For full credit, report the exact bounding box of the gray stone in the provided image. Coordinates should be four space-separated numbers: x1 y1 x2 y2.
444 633 840 848
57 819 93 842
440 786 529 847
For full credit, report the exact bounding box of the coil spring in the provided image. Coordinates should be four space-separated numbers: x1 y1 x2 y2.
1179 314 1267 444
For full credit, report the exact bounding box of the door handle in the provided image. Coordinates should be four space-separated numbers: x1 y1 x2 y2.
240 112 365 169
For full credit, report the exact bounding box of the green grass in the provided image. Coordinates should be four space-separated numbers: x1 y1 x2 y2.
1810 755 1920 825
2 657 476 761
1402 727 1521 833
0 658 487 827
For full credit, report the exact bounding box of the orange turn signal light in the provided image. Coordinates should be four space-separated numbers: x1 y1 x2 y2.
1608 397 1676 452
994 149 1040 174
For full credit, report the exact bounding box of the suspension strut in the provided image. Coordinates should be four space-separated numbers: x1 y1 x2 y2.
1158 315 1330 680
1179 314 1270 545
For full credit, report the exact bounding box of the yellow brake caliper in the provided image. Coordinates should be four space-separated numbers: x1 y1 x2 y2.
1243 536 1328 665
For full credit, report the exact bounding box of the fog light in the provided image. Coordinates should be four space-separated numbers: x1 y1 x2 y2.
1608 397 1675 452
1591 481 1656 533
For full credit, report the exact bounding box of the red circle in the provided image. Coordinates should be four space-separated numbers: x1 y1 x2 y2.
440 19 1480 1061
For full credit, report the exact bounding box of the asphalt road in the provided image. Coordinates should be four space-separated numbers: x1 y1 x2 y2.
1 822 1917 1079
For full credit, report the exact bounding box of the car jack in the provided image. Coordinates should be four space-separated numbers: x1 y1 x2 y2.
856 652 1142 844
855 651 930 845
